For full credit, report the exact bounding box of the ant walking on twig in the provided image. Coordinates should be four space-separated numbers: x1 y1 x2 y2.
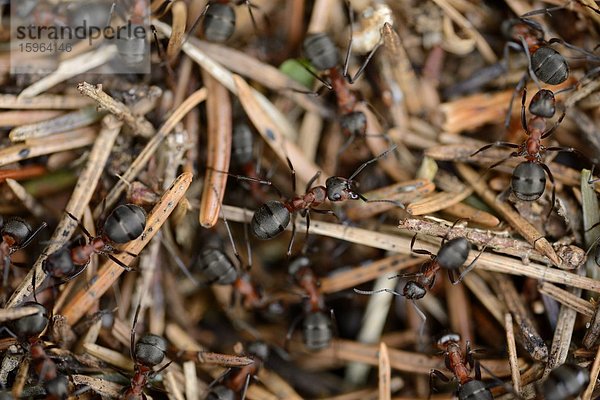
355 220 486 334
429 333 492 400
471 88 585 215
42 204 147 283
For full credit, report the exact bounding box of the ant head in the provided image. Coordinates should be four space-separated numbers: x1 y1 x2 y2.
529 89 556 118
288 256 310 278
247 341 269 361
42 247 75 279
437 332 461 348
11 302 49 340
511 162 546 201
303 33 339 71
340 111 367 138
203 3 236 43
402 281 426 300
44 375 69 399
134 333 168 367
302 311 333 351
103 204 147 244
2 218 33 247
326 177 359 202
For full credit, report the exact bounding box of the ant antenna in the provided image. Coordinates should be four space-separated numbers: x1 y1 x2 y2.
347 145 398 181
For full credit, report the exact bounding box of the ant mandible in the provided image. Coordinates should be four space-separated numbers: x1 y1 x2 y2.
250 145 399 254
286 257 333 351
471 88 581 214
42 204 147 283
429 333 492 400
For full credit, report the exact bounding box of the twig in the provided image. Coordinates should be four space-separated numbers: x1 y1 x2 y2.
6 115 122 307
60 172 192 324
77 82 155 138
199 71 232 228
0 94 93 109
538 282 594 317
9 106 101 142
505 313 521 395
378 342 391 400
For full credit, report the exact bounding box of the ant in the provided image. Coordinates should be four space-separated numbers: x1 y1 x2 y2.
42 204 147 283
471 88 582 214
232 122 268 203
538 363 589 400
122 302 171 400
0 217 46 288
207 341 268 400
429 333 492 400
7 302 69 400
286 257 333 351
356 220 486 332
302 3 382 154
188 1 259 43
250 145 399 254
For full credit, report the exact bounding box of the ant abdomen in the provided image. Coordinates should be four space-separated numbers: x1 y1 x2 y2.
103 204 147 244
303 33 339 71
511 162 546 201
458 379 493 400
11 302 49 339
531 47 569 85
232 123 254 165
251 200 290 240
203 3 236 43
44 375 69 400
197 247 238 285
437 238 470 270
3 218 33 247
207 386 235 400
303 311 333 351
134 333 168 367
540 363 589 400
340 111 367 138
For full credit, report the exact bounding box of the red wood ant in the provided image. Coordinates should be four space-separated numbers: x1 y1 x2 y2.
286 257 333 351
355 221 486 333
429 333 492 400
206 341 268 400
471 88 581 214
188 1 260 43
8 302 69 400
1 217 46 289
538 363 589 400
122 302 171 400
250 145 400 254
302 2 383 154
232 122 268 203
42 204 147 282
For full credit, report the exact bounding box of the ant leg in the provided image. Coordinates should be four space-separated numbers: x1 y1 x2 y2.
410 234 435 257
471 142 519 157
241 0 260 39
184 2 211 44
411 300 427 339
286 156 297 194
18 222 47 250
520 4 568 18
208 167 282 198
337 134 356 158
521 87 528 133
240 372 252 400
540 163 556 218
429 369 451 400
548 37 600 60
487 151 520 170
130 300 143 362
347 144 398 180
206 369 232 391
287 215 297 257
541 111 566 139
217 192 245 269
305 171 321 193
518 36 542 89
455 242 490 283
353 287 404 296
342 0 354 81
284 314 303 351
441 219 467 246
65 212 94 240
107 254 134 271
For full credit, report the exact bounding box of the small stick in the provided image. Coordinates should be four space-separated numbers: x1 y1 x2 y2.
319 255 422 294
5 179 47 219
583 345 600 400
83 343 135 371
19 45 118 98
77 82 155 138
166 1 187 64
70 375 122 398
257 369 303 400
505 313 521 395
0 306 40 322
407 189 473 216
222 204 600 293
164 371 183 400
95 88 206 218
199 71 232 228
378 342 391 400
0 128 96 168
0 110 63 126
183 361 199 400
456 163 561 266
0 165 46 182
0 94 93 109
496 275 548 361
538 282 595 317
6 116 122 307
60 172 193 324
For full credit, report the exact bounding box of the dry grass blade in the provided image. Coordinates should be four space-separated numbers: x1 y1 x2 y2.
199 72 232 228
378 342 391 400
0 306 39 322
60 172 193 324
164 371 182 400
19 45 118 98
71 374 123 398
0 94 93 109
83 343 134 371
8 106 101 142
183 361 199 400
222 204 600 293
77 82 155 138
6 115 122 307
0 128 96 168
407 188 473 216
583 342 600 400
166 1 187 63
0 110 63 127
455 163 561 266
96 88 206 217
233 74 324 186
257 368 303 400
538 282 594 317
504 313 521 395
463 272 506 324
582 169 600 280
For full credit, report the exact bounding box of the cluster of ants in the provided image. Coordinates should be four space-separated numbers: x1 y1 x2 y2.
2 0 600 399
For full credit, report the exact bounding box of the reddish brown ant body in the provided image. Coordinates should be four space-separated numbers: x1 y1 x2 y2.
429 333 492 400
